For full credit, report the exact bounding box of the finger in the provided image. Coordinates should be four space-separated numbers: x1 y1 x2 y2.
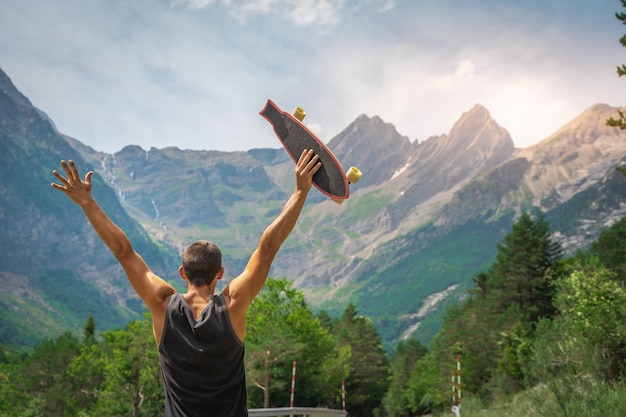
85 171 93 184
304 161 321 176
60 160 73 180
68 160 80 181
305 154 320 172
297 149 313 167
52 169 69 186
296 149 306 166
310 161 322 175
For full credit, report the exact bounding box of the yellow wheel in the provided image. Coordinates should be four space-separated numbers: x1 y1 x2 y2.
293 107 306 121
331 167 362 204
346 166 362 184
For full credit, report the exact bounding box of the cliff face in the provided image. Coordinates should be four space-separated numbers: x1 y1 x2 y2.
0 69 179 346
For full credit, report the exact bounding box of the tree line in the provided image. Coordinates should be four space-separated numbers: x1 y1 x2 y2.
4 210 626 416
0 276 391 417
385 212 626 416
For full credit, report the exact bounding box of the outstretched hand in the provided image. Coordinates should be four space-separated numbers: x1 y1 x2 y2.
51 160 94 206
295 149 321 193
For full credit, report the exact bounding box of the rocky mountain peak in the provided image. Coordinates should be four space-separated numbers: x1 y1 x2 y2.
330 113 411 152
446 103 514 154
526 103 622 154
516 103 626 209
394 104 515 192
327 113 413 188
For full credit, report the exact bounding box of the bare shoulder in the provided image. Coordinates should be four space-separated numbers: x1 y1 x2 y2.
152 273 177 301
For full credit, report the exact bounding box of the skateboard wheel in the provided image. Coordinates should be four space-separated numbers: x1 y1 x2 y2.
331 197 344 204
346 166 362 184
293 107 306 121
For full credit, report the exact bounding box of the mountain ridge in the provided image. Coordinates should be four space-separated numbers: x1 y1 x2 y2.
2 66 626 348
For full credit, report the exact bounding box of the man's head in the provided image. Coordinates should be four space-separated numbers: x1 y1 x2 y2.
181 241 223 287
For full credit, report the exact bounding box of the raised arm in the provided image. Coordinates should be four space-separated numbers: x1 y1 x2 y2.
224 149 321 339
51 160 175 330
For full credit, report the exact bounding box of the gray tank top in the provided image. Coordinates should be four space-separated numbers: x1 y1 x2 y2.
159 293 247 417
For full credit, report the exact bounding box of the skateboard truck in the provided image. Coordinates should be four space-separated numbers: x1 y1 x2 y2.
291 107 362 204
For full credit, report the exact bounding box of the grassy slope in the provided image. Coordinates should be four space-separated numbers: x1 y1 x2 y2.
305 216 512 349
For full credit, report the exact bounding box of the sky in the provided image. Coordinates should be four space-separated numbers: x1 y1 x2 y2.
1 0 625 153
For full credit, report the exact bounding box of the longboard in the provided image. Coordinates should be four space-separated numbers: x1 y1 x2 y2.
260 99 361 203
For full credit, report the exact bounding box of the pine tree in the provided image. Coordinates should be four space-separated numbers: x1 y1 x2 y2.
334 304 391 417
432 212 563 399
589 215 626 284
84 314 96 342
19 333 81 416
383 339 428 417
487 211 562 323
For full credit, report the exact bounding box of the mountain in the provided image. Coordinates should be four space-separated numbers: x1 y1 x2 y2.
2 66 626 350
0 68 179 348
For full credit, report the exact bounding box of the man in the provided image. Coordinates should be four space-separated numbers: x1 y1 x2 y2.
51 149 321 417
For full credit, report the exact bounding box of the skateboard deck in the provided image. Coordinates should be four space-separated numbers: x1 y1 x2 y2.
260 99 350 200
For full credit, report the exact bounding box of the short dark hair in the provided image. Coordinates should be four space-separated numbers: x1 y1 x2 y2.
182 241 222 287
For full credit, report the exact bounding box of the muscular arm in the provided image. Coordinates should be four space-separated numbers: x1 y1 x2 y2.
224 149 321 340
52 160 175 340
77 198 175 309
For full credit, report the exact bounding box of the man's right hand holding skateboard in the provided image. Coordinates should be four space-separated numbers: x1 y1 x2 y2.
295 148 322 193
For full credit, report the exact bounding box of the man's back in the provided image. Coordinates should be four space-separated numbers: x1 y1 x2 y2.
159 293 247 417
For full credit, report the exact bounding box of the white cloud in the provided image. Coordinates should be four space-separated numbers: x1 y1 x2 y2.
379 0 395 13
0 0 623 153
172 0 397 27
174 0 347 26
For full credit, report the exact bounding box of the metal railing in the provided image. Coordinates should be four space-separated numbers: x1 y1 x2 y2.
248 407 347 417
